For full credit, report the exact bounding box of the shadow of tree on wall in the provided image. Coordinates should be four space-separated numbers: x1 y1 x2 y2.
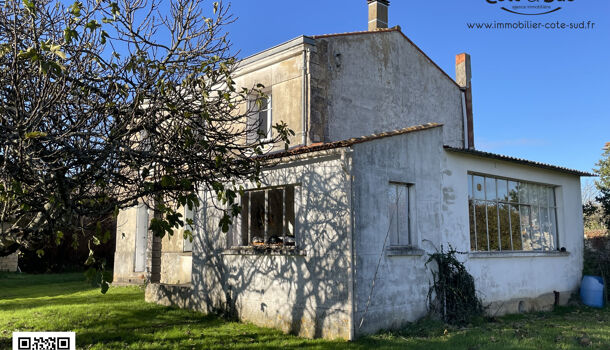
184 156 352 338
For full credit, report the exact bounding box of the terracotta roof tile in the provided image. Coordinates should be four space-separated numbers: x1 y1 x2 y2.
444 146 594 177
258 123 442 161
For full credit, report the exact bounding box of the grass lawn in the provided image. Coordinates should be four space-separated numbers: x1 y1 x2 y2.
1 273 609 349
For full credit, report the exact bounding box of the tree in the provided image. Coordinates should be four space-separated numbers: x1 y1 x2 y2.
594 147 610 232
0 0 292 291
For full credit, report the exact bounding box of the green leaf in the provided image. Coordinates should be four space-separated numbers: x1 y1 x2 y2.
22 0 36 18
24 131 47 139
36 249 44 257
85 20 101 31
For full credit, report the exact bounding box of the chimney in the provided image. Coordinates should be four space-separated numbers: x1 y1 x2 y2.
456 53 475 149
368 0 389 31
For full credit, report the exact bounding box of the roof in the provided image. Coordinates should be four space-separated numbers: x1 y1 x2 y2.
444 146 595 177
258 123 442 161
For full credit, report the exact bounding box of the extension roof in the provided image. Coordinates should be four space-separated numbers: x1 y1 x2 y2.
444 146 594 177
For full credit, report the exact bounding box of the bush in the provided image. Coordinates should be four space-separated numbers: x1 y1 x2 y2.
583 235 610 301
426 245 483 325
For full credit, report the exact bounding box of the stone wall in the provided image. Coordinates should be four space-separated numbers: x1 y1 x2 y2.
147 149 354 340
0 251 18 272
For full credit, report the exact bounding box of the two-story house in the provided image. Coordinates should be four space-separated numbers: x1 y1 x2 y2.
113 0 591 340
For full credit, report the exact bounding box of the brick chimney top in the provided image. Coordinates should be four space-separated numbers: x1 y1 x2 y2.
368 0 390 31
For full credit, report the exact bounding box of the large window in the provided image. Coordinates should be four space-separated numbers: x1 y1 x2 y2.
248 95 272 142
232 185 296 247
468 174 558 252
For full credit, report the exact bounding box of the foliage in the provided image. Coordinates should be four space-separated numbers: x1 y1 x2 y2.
3 273 610 349
426 245 483 325
584 235 610 302
594 149 610 232
0 0 293 291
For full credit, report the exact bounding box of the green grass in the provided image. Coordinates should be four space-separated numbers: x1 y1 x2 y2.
1 273 610 349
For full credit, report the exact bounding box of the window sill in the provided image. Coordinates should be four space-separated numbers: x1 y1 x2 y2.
222 246 306 256
386 246 425 257
469 250 570 259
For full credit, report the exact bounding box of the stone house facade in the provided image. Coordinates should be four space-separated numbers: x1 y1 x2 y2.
113 0 591 339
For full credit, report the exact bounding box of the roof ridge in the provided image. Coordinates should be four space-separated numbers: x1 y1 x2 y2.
258 123 442 161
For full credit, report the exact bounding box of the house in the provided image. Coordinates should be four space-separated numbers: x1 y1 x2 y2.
113 0 592 339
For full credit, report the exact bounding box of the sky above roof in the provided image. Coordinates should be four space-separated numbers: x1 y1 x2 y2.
225 0 609 182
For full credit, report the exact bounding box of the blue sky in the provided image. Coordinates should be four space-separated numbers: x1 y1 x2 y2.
224 0 610 180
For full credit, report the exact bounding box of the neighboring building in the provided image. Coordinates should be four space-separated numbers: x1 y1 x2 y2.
114 0 592 339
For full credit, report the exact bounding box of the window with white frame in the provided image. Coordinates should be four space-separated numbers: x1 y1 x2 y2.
248 94 272 142
233 185 296 247
468 173 558 252
388 182 412 246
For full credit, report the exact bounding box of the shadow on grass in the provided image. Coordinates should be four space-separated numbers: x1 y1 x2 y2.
3 273 610 349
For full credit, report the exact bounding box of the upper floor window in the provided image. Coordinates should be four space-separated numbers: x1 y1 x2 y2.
248 94 272 142
231 185 296 248
468 173 558 252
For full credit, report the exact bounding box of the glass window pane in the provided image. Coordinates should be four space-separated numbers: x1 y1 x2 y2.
518 183 529 204
268 188 284 240
510 205 523 250
285 186 295 238
487 202 499 251
485 177 497 201
540 207 553 250
468 175 473 200
258 110 269 135
473 176 485 200
547 187 556 207
550 209 557 249
240 193 249 246
250 191 265 244
497 179 508 202
499 204 511 250
508 181 519 203
520 205 533 251
469 199 476 250
530 206 542 250
475 200 488 251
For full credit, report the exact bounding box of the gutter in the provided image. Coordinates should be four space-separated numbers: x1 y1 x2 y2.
340 147 356 341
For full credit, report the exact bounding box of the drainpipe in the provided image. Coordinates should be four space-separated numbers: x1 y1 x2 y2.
301 47 309 146
341 147 356 341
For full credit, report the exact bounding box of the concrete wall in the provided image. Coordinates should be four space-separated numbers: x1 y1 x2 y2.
351 126 584 336
351 127 444 336
314 31 464 147
147 150 354 340
442 152 584 315
0 251 18 272
113 205 146 284
234 37 312 148
160 214 192 285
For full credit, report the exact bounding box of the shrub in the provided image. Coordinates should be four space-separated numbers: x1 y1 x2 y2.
426 245 483 325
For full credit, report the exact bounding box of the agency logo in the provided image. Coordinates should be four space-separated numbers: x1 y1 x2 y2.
486 0 574 16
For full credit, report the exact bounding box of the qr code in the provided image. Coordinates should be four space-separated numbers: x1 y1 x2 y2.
13 332 75 350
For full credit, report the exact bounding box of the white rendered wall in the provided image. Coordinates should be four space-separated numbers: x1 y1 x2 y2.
442 152 584 309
